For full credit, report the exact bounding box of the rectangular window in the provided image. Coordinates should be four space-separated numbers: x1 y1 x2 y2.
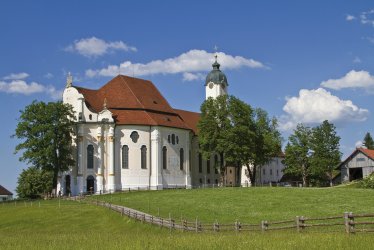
277 169 279 176
180 148 184 170
263 168 265 175
87 145 94 169
356 158 365 162
141 145 147 169
270 169 273 175
207 159 210 174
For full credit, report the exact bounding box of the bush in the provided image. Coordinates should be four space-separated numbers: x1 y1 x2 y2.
360 173 374 189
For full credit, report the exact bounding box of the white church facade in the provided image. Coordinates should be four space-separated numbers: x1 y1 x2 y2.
57 58 227 195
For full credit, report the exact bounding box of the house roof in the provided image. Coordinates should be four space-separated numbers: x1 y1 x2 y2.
0 185 13 195
338 147 374 168
75 75 200 134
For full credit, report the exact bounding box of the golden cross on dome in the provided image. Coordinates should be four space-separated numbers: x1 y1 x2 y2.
214 45 218 62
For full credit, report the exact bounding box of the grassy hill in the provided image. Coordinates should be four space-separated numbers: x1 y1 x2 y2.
90 187 374 223
1 187 374 249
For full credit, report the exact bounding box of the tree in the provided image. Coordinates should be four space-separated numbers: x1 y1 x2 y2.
13 101 76 192
198 95 281 186
246 108 282 185
198 95 231 182
284 124 312 187
16 167 54 199
363 132 374 150
310 120 341 187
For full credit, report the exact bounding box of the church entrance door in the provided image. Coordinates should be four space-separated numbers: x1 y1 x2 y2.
86 175 95 194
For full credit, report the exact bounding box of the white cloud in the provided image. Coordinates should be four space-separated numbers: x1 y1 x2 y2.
0 80 62 100
3 72 29 80
355 140 363 148
65 37 137 57
86 49 266 78
320 70 374 92
182 72 205 81
360 9 374 27
346 15 356 21
279 88 369 131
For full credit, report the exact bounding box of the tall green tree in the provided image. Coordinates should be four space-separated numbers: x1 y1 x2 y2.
284 124 312 187
16 167 54 199
198 95 281 185
363 132 374 150
13 101 76 192
247 108 282 185
310 120 341 187
198 95 231 181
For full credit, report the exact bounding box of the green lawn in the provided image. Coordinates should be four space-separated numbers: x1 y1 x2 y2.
1 188 374 249
90 187 374 223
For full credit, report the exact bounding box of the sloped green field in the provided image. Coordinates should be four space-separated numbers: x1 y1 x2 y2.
1 187 374 249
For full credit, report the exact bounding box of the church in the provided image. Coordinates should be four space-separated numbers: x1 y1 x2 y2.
57 58 232 195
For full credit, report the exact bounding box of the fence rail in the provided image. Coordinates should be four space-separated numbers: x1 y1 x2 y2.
77 197 374 234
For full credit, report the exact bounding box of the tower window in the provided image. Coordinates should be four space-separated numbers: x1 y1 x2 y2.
171 134 175 145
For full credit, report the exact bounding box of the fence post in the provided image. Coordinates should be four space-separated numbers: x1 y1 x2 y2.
195 218 198 233
344 212 350 233
349 212 355 234
261 220 268 232
296 216 300 232
121 208 124 217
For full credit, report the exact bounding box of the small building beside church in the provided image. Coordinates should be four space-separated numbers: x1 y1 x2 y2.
57 58 228 195
0 185 13 201
339 147 374 183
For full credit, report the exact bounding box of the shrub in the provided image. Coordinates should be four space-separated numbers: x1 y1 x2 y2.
360 172 374 189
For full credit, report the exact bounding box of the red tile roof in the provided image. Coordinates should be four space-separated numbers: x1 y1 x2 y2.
358 148 374 160
0 185 13 195
339 147 374 168
75 75 200 134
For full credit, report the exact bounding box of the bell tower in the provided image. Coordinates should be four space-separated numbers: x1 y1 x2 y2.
205 53 228 99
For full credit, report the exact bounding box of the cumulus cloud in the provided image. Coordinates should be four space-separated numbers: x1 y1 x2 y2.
182 72 205 81
65 37 137 57
279 88 369 131
44 73 54 79
355 140 363 148
360 9 374 27
346 14 356 21
86 49 266 78
0 79 62 100
320 70 374 92
3 72 29 80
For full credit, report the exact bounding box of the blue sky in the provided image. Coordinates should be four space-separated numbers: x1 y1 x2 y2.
1 0 374 194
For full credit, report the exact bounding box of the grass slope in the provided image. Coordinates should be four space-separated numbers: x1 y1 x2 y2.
91 187 374 223
1 188 374 249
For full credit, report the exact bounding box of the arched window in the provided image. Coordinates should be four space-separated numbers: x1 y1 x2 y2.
87 145 94 169
171 134 175 145
122 145 129 169
141 145 147 169
207 159 210 174
180 148 184 170
162 146 167 169
168 135 171 143
198 153 202 173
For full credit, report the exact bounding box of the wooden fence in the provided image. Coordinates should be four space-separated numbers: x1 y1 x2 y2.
81 198 374 234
